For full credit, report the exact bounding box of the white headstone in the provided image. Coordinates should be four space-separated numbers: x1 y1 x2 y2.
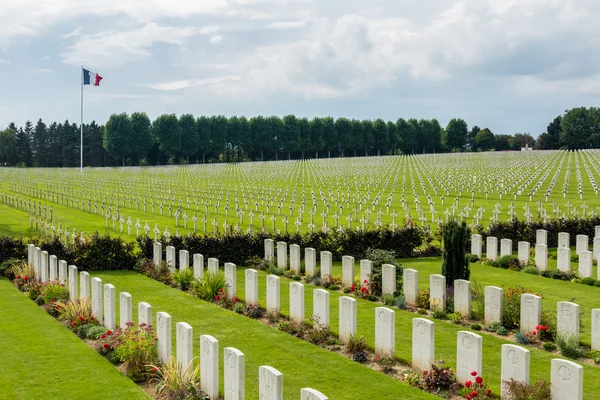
471 234 482 259
375 307 395 357
594 237 600 261
208 258 219 275
138 302 152 326
313 289 330 327
176 322 193 378
484 286 503 325
305 248 316 276
320 251 332 279
166 246 176 272
68 265 78 301
153 241 162 267
551 359 583 400
557 247 571 272
200 334 219 400
558 232 570 249
536 229 547 246
501 344 530 398
404 269 418 306
265 239 274 261
276 241 287 269
535 244 548 271
517 241 530 264
104 283 116 331
486 236 498 261
301 388 328 400
339 296 357 343
91 277 103 324
119 292 132 329
80 271 90 301
576 235 588 256
40 250 49 282
412 318 434 372
500 239 513 257
596 226 600 238
382 264 397 296
193 254 204 279
225 263 236 299
592 309 600 351
360 259 372 284
224 347 245 400
245 269 258 305
266 275 280 314
156 311 172 363
429 274 446 312
27 243 34 265
58 260 67 284
259 365 283 400
179 250 189 270
290 282 305 323
341 256 355 287
33 247 41 276
49 255 57 281
579 250 592 278
456 331 482 384
454 279 471 317
290 244 301 274
557 301 580 343
520 294 541 334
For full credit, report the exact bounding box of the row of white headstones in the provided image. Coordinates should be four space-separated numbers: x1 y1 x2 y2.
152 239 587 399
26 244 328 400
472 227 600 276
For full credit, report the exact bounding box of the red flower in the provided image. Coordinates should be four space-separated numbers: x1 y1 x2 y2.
486 389 492 395
233 296 239 302
152 366 158 371
78 316 85 321
100 334 106 339
215 295 220 301
532 330 537 335
106 330 112 335
361 287 367 293
24 276 29 281
536 325 541 330
475 376 483 384
471 391 477 397
103 343 109 349
17 275 21 279
466 395 471 400
375 356 380 361
71 321 77 326
465 380 472 388
525 333 529 337
363 279 368 283
471 371 477 376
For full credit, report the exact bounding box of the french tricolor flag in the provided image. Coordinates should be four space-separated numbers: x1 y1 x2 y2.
83 68 102 86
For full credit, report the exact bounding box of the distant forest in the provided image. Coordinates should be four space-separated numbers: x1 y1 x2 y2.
0 107 596 167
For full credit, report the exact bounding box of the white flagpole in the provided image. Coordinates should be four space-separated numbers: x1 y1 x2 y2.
80 65 84 173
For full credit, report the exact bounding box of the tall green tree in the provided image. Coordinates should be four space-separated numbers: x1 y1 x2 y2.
0 127 16 165
561 107 600 149
237 116 251 161
467 125 480 151
15 122 32 167
130 112 154 165
309 117 324 158
153 114 181 162
544 116 562 149
372 118 388 156
104 113 132 166
334 117 352 157
441 220 470 285
297 117 310 159
250 116 269 161
209 115 228 161
196 116 211 163
268 116 284 160
178 114 198 163
474 128 495 151
387 121 399 154
84 121 109 166
322 117 337 158
445 118 468 151
282 114 300 160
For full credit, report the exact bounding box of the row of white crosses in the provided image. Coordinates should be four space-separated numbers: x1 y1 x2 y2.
4 150 600 235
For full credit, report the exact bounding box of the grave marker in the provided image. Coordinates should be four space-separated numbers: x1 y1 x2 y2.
290 282 305 323
456 331 482 384
404 269 418 306
520 294 541 334
576 235 588 255
454 279 471 317
517 241 530 264
166 246 176 272
153 242 162 267
80 271 90 301
200 335 219 400
551 359 583 400
138 302 152 326
264 239 274 261
320 251 332 279
484 286 503 325
156 311 172 363
225 263 236 299
342 256 355 287
558 232 570 249
104 283 116 331
276 241 287 269
305 248 316 276
382 264 397 296
120 292 132 329
412 318 434 372
266 275 280 314
313 289 330 327
471 234 482 259
224 347 245 400
375 307 395 357
208 258 219 275
176 322 193 378
193 254 204 279
535 244 548 271
501 344 530 398
91 277 103 324
429 274 446 312
245 269 258 305
339 296 357 343
557 247 571 272
259 365 283 400
179 250 189 270
486 236 498 261
500 239 513 257
557 301 580 342
579 250 592 278
68 265 78 301
290 244 301 274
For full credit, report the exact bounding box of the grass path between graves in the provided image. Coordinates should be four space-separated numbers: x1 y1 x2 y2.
391 257 600 346
233 266 600 398
92 271 436 400
0 278 149 400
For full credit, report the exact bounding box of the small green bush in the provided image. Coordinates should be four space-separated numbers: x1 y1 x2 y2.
448 312 463 324
418 309 427 315
515 332 531 345
503 378 551 400
191 271 228 301
382 294 395 306
343 286 351 293
432 310 448 320
542 342 557 352
580 277 597 286
40 281 70 304
465 253 480 263
594 281 600 288
585 350 600 363
557 335 584 359
470 323 482 331
523 266 539 275
416 289 430 309
85 325 108 339
484 322 502 332
346 334 367 354
495 326 508 336
498 255 521 271
329 284 340 291
232 302 245 314
292 275 301 281
172 268 195 291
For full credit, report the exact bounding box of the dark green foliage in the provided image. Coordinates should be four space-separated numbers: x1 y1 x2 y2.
0 236 26 267
581 277 597 286
470 324 482 331
497 255 521 271
363 248 403 296
543 342 557 352
441 221 470 284
557 335 584 359
503 379 551 400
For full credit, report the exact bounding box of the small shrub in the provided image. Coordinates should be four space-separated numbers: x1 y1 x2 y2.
172 268 195 291
580 277 597 286
77 324 97 339
495 326 508 336
585 350 600 363
346 334 367 354
515 332 531 345
542 342 557 352
243 304 263 319
40 281 70 304
471 323 482 331
134 259 173 285
417 289 430 309
375 355 396 374
408 363 459 394
292 275 301 281
307 318 331 346
465 253 480 263
503 378 551 400
232 302 245 314
448 312 463 325
85 325 108 340
503 286 541 330
557 335 584 359
10 261 36 292
418 309 427 315
498 255 521 271
351 351 368 363
382 294 395 306
55 299 98 334
523 266 539 275
364 248 403 296
191 271 228 301
265 310 279 324
277 320 308 338
343 286 351 293
150 356 206 399
484 322 502 332
432 310 448 320
367 295 378 301
394 294 407 309
329 284 340 291
595 280 600 288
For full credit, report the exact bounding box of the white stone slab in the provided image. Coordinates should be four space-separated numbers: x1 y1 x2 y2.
193 254 204 279
454 279 471 317
290 282 305 323
27 243 34 265
40 251 48 282
382 264 397 296
259 365 283 400
579 250 593 278
339 296 357 343
429 274 446 312
576 235 588 256
245 269 258 305
501 344 530 398
341 256 355 287
179 250 189 270
49 255 57 281
484 286 503 325
266 275 280 314
456 331 482 384
551 359 583 400
301 388 328 400
224 347 245 400
33 247 41 277
558 232 570 249
557 301 580 343
520 294 541 334
500 239 513 258
68 265 78 301
360 259 372 284
404 269 418 306
58 260 67 284
264 239 274 261
592 309 600 351
176 322 193 378
80 271 90 301
594 237 600 262
104 283 116 331
91 277 103 324
518 241 530 263
412 318 434 372
119 292 132 329
471 234 482 259
138 302 152 327
557 247 571 272
375 307 395 357
290 244 301 274
166 246 176 272
153 241 162 267
535 244 548 271
276 241 287 269
596 226 600 238
305 248 316 276
156 311 172 363
536 229 547 246
208 258 219 275
320 251 332 279
486 236 498 261
225 263 236 299
313 289 330 327
200 335 219 400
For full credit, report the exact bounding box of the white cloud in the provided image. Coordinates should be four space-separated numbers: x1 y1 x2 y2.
147 75 241 91
508 75 600 96
266 19 307 29
209 35 223 44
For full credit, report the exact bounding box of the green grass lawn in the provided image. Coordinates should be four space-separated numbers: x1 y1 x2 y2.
0 278 149 400
232 264 600 398
92 271 436 400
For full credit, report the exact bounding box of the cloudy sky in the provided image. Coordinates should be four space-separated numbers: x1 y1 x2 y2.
0 0 598 136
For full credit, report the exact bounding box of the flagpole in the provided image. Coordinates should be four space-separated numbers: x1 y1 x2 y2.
80 65 84 173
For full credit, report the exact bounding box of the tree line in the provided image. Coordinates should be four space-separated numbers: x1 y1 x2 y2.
0 108 594 167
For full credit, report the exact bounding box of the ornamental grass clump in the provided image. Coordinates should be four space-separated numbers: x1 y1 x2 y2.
54 298 97 334
191 271 228 301
150 356 208 400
